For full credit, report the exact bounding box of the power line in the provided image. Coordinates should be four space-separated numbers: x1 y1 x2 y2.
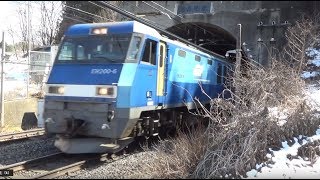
87 1 122 22
63 11 93 23
88 1 134 22
150 1 177 17
63 15 89 24
64 4 115 22
144 1 229 45
95 1 227 60
126 1 233 50
120 1 188 37
146 1 244 58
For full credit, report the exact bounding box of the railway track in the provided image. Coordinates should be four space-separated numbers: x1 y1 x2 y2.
32 153 113 179
0 129 45 143
0 136 156 179
0 151 126 179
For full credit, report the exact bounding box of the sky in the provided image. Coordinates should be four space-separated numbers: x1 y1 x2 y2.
0 1 20 44
0 1 63 45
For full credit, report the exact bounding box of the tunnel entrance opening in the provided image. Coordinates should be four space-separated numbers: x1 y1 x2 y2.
166 22 237 57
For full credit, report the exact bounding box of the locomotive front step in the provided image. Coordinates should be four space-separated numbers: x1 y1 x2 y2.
54 136 133 154
100 144 120 149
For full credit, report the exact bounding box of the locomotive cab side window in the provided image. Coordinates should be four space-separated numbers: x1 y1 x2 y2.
127 36 142 60
141 39 157 65
58 42 74 60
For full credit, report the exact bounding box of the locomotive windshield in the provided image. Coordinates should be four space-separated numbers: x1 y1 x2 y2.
56 33 142 63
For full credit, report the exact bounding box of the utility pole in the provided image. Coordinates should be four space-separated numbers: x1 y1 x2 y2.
236 24 242 73
235 24 242 96
27 1 30 98
1 32 5 128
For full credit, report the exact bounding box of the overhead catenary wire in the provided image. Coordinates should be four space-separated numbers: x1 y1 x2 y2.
121 1 188 34
94 1 237 59
63 15 89 24
144 1 234 45
93 1 227 61
87 1 191 43
64 5 115 23
148 1 249 61
63 11 94 23
86 1 191 41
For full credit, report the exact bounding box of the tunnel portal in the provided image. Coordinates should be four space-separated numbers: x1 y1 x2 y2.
166 22 237 57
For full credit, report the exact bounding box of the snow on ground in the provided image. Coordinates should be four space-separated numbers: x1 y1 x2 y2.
306 48 320 67
245 84 320 179
305 84 320 111
301 71 320 79
1 59 43 100
301 48 320 79
245 129 320 179
245 48 320 179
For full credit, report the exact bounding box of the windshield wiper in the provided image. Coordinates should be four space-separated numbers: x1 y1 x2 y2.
93 55 117 62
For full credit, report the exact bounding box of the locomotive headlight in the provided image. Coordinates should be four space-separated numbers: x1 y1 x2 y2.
91 27 108 35
96 87 115 96
98 87 108 95
48 86 64 94
58 87 64 94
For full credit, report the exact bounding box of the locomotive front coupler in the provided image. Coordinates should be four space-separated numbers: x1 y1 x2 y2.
65 116 86 137
107 102 116 122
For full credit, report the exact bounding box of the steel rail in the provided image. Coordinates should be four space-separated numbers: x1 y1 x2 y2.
0 128 45 142
32 153 110 179
0 152 63 172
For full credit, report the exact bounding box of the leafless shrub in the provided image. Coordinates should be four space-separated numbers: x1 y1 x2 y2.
282 101 320 139
281 14 320 74
297 139 320 165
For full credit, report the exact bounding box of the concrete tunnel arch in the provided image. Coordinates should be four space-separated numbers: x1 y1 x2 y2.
166 22 237 57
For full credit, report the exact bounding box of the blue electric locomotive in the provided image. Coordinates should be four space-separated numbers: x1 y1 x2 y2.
44 21 233 153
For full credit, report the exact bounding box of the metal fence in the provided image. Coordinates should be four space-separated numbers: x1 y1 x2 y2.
4 50 55 100
0 46 58 132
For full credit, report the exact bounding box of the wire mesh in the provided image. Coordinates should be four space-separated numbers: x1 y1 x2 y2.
0 47 57 132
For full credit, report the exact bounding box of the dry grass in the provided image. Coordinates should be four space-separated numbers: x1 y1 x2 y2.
140 124 208 179
0 125 23 134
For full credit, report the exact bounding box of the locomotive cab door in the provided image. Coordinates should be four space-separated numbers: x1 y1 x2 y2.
156 41 166 98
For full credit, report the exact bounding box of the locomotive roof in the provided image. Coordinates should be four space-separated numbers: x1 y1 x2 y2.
65 21 162 38
66 21 227 62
